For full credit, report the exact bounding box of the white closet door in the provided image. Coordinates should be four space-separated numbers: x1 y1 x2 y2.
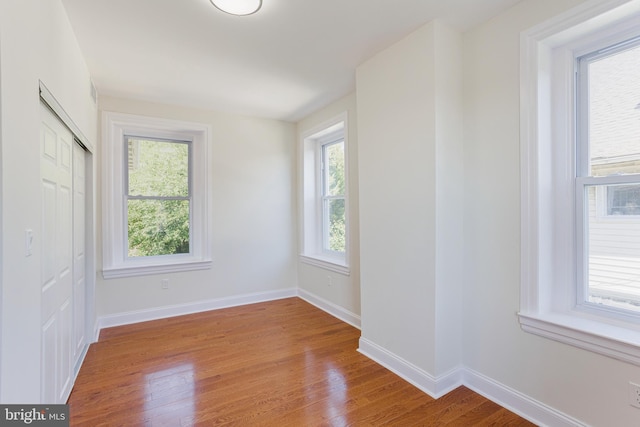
40 103 74 403
72 143 86 369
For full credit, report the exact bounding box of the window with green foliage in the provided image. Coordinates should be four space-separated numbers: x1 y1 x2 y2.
126 137 191 257
102 112 211 279
322 139 345 253
300 113 349 274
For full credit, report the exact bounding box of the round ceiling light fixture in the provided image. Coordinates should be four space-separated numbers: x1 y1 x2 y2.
210 0 262 16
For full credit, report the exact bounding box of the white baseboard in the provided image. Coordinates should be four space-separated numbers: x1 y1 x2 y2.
97 288 298 332
357 338 586 426
297 288 361 329
357 337 462 399
463 368 586 427
93 323 100 343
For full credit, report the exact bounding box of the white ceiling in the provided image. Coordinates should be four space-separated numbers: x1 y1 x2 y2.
61 0 521 122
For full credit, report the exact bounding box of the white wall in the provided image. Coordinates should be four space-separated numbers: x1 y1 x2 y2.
357 21 437 374
4 1 638 423
96 97 297 320
356 20 463 380
433 22 464 377
296 93 361 323
0 0 97 402
463 0 640 425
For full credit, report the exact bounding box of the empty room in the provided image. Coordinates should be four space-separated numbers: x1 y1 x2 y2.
1 0 640 425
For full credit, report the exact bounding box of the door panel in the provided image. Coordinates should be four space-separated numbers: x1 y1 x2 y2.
73 144 86 365
58 298 72 401
41 179 58 322
41 316 57 404
40 103 76 403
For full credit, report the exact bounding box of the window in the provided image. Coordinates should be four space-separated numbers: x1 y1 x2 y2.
321 138 346 254
126 137 191 257
577 37 640 315
300 113 349 274
519 0 640 366
102 112 212 278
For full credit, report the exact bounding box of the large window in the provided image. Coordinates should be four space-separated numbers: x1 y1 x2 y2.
577 38 640 315
126 137 191 257
300 113 349 274
519 0 640 366
102 112 212 278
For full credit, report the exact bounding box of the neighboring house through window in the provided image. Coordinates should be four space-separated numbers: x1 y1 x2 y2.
577 38 640 313
102 112 212 278
300 112 350 275
519 0 640 365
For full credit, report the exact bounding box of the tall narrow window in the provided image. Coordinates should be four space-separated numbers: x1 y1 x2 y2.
126 137 191 257
577 38 640 316
102 112 212 279
322 138 345 254
519 1 640 366
301 113 349 274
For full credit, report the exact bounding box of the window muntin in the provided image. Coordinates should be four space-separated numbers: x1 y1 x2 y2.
321 139 345 254
577 38 640 315
125 136 192 258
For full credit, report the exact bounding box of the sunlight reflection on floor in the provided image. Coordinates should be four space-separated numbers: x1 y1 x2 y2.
144 363 196 425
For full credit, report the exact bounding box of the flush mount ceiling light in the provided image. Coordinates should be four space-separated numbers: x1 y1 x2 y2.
210 0 262 16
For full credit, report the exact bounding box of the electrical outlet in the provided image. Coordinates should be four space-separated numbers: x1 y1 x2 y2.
629 382 640 409
327 276 332 287
161 279 169 290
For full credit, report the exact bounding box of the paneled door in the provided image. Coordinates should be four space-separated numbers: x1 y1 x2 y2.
40 103 76 403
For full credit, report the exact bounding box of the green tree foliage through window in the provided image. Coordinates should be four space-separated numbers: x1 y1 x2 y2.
126 137 190 257
324 140 346 253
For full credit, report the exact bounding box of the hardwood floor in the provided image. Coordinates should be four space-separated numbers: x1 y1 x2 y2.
68 298 535 426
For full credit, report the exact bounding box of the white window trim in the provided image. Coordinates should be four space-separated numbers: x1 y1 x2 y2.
300 112 350 275
102 112 213 279
519 0 640 366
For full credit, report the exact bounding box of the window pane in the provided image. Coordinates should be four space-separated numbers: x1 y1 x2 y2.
128 138 189 197
128 199 190 257
325 141 345 197
607 184 640 215
586 185 640 312
588 43 640 177
327 198 345 253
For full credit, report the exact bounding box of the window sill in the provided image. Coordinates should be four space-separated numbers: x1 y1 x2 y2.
518 311 640 366
300 254 350 275
103 259 212 279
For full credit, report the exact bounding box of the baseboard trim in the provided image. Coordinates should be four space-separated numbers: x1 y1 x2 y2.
463 368 586 427
297 288 361 329
357 337 462 399
97 288 298 333
92 322 100 343
357 338 586 426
